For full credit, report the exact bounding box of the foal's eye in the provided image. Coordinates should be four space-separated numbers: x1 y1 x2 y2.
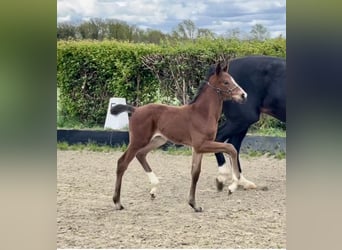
224 81 229 85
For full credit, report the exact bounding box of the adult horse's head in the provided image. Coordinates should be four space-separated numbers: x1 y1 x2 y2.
207 62 247 103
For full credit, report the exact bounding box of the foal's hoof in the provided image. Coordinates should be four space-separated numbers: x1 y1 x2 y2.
216 178 224 191
114 203 124 210
189 202 203 212
228 189 233 196
194 207 203 213
150 193 156 200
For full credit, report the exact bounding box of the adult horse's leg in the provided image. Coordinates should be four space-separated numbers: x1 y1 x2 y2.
214 120 246 190
113 144 141 210
228 131 257 189
215 128 257 191
214 110 259 191
215 120 232 166
136 134 168 199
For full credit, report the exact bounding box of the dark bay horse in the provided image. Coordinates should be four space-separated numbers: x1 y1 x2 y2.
110 63 247 212
211 56 286 190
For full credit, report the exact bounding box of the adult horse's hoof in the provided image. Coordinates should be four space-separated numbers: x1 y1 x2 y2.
228 189 232 195
243 183 257 190
238 175 257 189
216 178 224 191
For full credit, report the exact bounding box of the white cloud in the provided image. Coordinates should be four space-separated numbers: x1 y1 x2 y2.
57 15 71 23
58 0 98 17
233 0 285 13
208 20 245 31
57 0 286 37
165 2 207 20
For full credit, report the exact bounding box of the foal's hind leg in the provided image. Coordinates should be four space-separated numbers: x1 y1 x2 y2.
188 149 203 212
136 134 167 199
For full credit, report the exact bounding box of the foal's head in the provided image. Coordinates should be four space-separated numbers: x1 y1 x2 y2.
207 63 247 103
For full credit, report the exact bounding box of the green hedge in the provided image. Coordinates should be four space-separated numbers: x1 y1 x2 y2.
57 40 162 126
57 38 285 127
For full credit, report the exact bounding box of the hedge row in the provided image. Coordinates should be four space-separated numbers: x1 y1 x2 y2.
57 38 286 127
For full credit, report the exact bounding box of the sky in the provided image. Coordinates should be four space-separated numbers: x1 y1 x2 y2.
57 0 286 38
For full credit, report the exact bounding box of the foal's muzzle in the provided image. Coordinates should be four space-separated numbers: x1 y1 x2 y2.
241 93 247 102
232 91 247 103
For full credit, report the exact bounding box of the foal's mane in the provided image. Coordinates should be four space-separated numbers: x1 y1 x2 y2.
188 64 216 105
188 80 208 104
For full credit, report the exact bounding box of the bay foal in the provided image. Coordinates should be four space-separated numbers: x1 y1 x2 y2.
111 63 247 212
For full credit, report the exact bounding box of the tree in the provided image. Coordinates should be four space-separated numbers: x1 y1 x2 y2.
57 23 77 40
78 18 107 40
225 28 241 39
197 28 215 39
250 24 270 41
144 29 167 44
172 19 197 40
106 19 134 41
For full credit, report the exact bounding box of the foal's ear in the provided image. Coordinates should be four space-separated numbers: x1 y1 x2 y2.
223 62 229 72
215 62 222 75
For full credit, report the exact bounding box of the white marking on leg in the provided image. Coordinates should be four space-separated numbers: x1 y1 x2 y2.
146 171 159 195
115 203 122 210
238 174 257 189
228 181 238 193
217 163 231 183
228 167 239 193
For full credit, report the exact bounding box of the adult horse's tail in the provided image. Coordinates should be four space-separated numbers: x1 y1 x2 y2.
110 104 135 115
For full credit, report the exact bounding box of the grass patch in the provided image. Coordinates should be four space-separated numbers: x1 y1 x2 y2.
57 142 193 155
57 141 127 152
57 142 286 160
57 141 69 150
246 150 265 158
248 127 286 137
274 151 286 159
241 150 286 159
162 145 192 155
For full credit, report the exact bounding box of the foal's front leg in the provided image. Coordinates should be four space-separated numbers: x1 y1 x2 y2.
197 141 241 194
188 149 203 212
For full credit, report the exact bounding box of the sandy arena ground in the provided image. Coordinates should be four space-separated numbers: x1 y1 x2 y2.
57 150 286 249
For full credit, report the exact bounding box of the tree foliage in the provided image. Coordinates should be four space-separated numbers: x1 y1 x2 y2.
57 23 77 40
57 18 172 44
57 19 278 43
250 24 270 41
172 19 197 40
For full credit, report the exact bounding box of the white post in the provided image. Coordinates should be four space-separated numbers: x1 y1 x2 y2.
104 97 129 130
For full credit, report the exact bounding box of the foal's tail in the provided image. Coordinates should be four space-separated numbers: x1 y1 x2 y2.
110 104 135 115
